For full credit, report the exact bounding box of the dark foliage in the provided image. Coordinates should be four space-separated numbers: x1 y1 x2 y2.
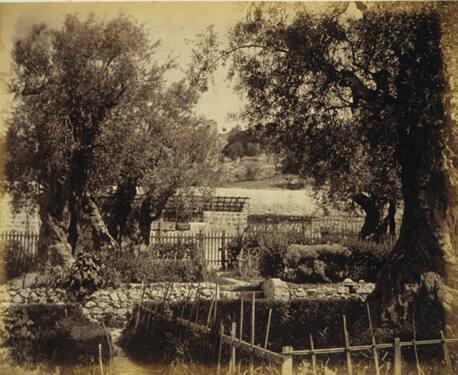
4 241 36 280
62 253 106 300
123 298 446 369
227 233 390 282
4 304 109 365
222 126 263 160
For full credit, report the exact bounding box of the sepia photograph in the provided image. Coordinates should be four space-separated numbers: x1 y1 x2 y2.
0 1 457 374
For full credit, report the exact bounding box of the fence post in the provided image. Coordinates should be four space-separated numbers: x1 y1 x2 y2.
440 330 454 375
343 315 353 375
280 346 293 375
157 217 162 243
249 292 256 375
198 230 206 266
230 322 237 374
309 334 317 375
394 337 401 375
366 304 380 375
221 230 226 271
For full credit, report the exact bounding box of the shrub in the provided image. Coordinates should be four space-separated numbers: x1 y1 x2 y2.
4 241 36 280
256 232 289 278
227 233 390 283
99 242 206 285
62 253 106 300
225 232 288 279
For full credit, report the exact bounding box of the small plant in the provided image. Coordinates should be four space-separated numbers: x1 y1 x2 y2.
256 232 289 278
62 252 105 300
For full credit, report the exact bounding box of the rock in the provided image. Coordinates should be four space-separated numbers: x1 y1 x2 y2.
109 292 119 302
306 288 318 297
98 302 109 310
263 278 290 301
337 286 349 294
11 295 23 304
84 301 97 308
293 289 307 298
355 284 375 295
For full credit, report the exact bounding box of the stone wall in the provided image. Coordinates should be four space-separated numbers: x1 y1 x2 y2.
263 278 375 302
1 279 375 328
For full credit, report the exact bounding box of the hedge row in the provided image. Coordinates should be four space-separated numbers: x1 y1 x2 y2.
227 233 391 282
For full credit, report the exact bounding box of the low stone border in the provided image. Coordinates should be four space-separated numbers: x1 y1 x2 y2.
1 278 376 328
263 278 375 302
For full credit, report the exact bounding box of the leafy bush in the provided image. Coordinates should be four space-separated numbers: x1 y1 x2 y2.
99 242 206 285
103 253 205 284
4 241 36 280
256 232 289 278
62 253 106 300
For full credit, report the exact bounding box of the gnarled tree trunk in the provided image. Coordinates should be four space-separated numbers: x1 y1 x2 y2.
371 6 458 334
71 193 118 255
354 193 381 240
37 182 74 267
354 194 396 242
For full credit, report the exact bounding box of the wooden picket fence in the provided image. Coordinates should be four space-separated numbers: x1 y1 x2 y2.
150 230 239 270
0 231 39 257
134 281 458 375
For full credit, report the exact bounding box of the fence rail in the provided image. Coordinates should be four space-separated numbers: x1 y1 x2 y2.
135 283 458 375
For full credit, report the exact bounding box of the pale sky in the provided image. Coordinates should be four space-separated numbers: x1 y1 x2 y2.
0 2 255 133
0 2 360 134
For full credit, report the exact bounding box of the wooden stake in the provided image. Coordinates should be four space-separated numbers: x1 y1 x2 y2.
309 334 317 375
206 298 215 328
239 296 244 341
101 322 112 375
441 330 453 375
213 277 219 324
264 308 272 349
342 315 353 375
412 313 424 375
98 343 104 375
189 282 201 322
239 296 244 374
280 346 293 375
230 322 237 374
216 323 224 375
366 303 380 375
249 292 256 375
394 337 402 375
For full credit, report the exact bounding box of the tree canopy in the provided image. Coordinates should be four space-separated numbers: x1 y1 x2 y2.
5 14 218 264
193 2 457 326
